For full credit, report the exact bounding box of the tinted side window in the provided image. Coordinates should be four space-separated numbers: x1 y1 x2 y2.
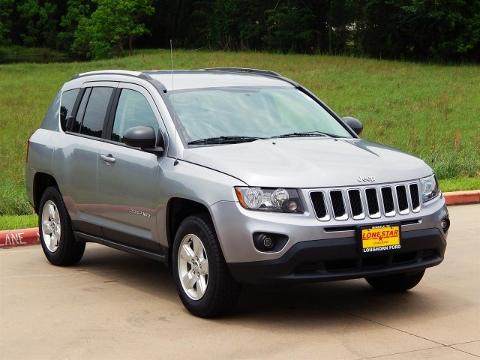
72 88 91 133
80 87 113 138
60 89 80 131
111 89 159 143
40 91 60 131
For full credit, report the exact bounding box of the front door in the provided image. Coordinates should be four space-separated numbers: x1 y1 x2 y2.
96 83 165 252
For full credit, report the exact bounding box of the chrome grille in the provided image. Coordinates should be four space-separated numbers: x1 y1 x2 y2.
310 182 421 221
348 190 364 219
396 185 409 214
311 192 328 220
381 187 395 216
365 188 380 218
330 191 347 220
409 184 420 211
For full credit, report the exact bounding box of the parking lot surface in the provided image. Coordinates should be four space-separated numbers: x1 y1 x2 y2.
1 204 479 359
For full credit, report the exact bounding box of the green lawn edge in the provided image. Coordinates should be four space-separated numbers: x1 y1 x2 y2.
0 214 37 231
439 177 480 192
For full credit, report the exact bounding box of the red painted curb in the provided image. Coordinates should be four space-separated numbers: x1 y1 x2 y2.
444 190 480 206
0 228 39 249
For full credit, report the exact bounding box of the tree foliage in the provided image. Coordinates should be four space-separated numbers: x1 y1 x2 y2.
263 5 316 52
16 0 58 48
358 0 480 60
73 0 154 58
58 0 92 52
0 0 14 44
1 0 479 62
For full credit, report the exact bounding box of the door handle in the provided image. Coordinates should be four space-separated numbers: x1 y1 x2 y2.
100 154 116 164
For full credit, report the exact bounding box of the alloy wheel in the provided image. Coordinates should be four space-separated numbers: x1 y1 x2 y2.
41 200 61 252
178 234 209 300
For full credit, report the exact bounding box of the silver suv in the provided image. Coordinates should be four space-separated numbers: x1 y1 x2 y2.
26 68 449 317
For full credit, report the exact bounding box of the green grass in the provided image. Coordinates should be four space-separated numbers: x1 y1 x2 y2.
1 49 479 215
439 178 480 192
0 214 37 230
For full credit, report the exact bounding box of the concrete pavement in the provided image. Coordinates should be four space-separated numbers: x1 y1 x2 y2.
1 204 479 359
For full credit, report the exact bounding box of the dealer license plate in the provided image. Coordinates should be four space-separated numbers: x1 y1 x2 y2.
360 225 401 253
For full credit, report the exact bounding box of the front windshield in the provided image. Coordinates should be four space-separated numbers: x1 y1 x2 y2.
167 86 353 143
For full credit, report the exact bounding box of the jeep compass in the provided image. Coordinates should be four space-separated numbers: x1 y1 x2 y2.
26 68 449 317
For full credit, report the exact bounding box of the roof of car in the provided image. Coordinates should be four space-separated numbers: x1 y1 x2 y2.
73 68 296 91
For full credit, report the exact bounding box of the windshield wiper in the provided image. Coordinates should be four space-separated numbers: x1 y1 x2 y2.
270 130 339 139
188 136 265 145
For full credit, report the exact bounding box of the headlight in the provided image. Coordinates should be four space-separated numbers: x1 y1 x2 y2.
235 187 304 213
420 174 440 203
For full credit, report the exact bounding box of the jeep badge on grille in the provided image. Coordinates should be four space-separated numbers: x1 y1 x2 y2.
357 176 376 183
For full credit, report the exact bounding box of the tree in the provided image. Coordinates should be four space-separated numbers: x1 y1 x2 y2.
356 0 480 61
0 0 14 44
73 0 154 59
16 0 58 48
263 3 316 53
1 0 479 62
58 0 93 52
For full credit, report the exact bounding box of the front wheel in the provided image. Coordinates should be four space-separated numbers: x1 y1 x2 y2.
366 270 425 292
172 214 241 317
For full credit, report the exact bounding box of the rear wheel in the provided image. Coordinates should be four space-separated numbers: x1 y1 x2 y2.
39 187 85 266
366 270 425 292
172 214 241 317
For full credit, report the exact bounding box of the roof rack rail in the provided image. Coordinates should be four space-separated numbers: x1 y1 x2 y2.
72 70 143 79
202 67 281 77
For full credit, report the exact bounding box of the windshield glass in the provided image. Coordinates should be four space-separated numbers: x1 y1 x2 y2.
167 87 352 143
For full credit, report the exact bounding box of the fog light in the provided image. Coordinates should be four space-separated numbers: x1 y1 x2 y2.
441 217 450 232
263 236 274 249
254 233 274 251
253 233 289 252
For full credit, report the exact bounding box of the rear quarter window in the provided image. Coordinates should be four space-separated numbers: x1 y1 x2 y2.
40 91 60 131
72 88 91 133
60 89 80 131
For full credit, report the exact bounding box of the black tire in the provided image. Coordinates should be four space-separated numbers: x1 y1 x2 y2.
172 214 241 318
366 270 425 292
38 186 85 266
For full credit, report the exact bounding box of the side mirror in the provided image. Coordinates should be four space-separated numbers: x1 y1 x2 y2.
342 116 363 135
123 126 164 153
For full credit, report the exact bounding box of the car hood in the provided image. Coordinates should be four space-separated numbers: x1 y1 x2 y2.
182 138 432 188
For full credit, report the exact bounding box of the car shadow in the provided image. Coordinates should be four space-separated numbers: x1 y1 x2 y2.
76 244 178 303
76 244 467 324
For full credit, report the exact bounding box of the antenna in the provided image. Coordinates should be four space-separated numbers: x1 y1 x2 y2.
170 39 175 90
170 39 179 166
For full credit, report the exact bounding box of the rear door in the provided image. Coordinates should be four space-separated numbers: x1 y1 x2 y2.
63 83 117 236
96 83 165 252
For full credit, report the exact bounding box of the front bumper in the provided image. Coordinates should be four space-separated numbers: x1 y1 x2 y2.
228 227 446 284
210 195 448 262
210 195 448 284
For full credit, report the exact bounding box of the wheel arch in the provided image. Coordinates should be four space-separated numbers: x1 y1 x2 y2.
165 197 216 268
33 172 59 214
